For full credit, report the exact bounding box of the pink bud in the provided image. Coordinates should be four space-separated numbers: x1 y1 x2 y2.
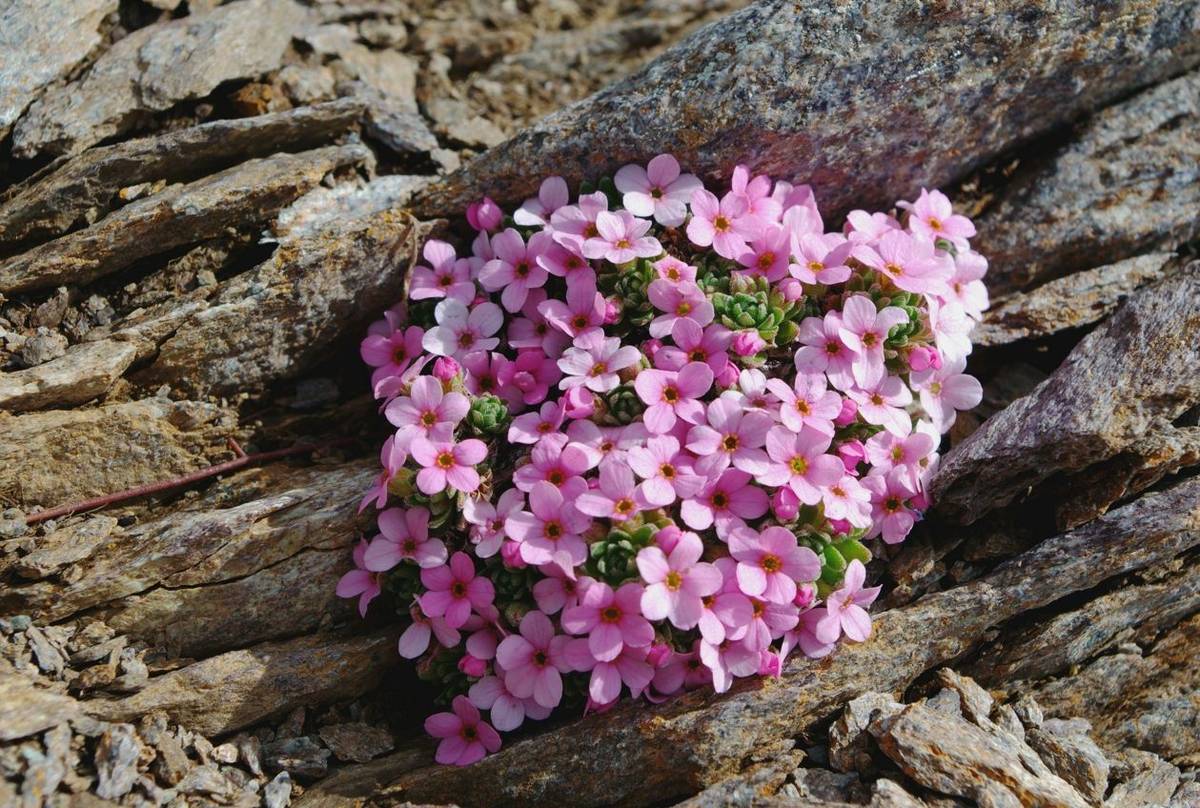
833 396 858 426
714 360 740 388
772 487 800 521
563 387 596 419
828 518 853 535
907 345 939 371
793 582 816 609
837 439 866 474
928 348 943 370
776 278 805 302
433 356 460 382
757 650 782 677
641 338 664 362
603 298 622 325
654 524 684 554
458 654 488 677
731 330 766 357
500 540 527 569
911 491 930 511
646 642 672 668
466 197 502 232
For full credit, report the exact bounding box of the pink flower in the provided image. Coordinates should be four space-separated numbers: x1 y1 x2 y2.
696 558 753 645
736 224 791 281
862 469 921 543
576 460 649 521
499 349 561 406
420 552 495 629
514 175 569 227
361 320 425 384
384 375 469 449
814 560 880 643
461 350 510 397
509 400 566 445
653 255 697 283
634 362 714 434
557 330 642 393
911 356 983 431
821 474 873 529
562 581 654 662
410 240 476 304
410 436 488 495
463 488 524 558
636 531 722 630
687 188 762 260
581 210 661 264
422 299 503 360
505 481 591 571
729 164 781 220
433 356 460 382
647 279 713 339
336 539 382 617
398 604 460 658
496 611 572 708
684 396 771 476
565 641 654 706
844 209 900 243
731 330 766 357
359 434 407 512
838 296 911 387
905 188 976 246
654 319 731 375
425 696 502 766
532 568 583 615
739 597 800 652
766 373 842 437
468 675 550 732
538 276 606 339
790 234 852 285
364 506 445 570
614 153 702 227
466 196 502 232
847 376 914 437
547 190 608 252
864 430 938 489
945 250 989 320
760 426 844 504
626 434 706 506
794 312 857 391
854 230 950 296
728 525 820 604
680 468 770 535
512 433 592 494
699 636 759 693
788 609 836 659
478 229 551 312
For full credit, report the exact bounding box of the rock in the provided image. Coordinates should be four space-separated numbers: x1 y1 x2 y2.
177 764 239 801
318 723 395 764
0 98 366 245
0 397 234 511
829 692 904 774
20 723 72 807
238 734 264 777
273 175 431 242
932 262 1200 525
84 630 399 736
0 144 369 295
670 751 805 807
298 478 1200 808
13 517 119 581
1105 754 1180 808
94 724 143 800
133 196 430 399
871 778 930 808
12 0 313 158
978 70 1200 298
355 85 440 156
0 0 116 138
264 736 331 779
1025 727 1110 805
151 731 191 787
0 340 139 412
25 626 66 677
0 509 28 540
973 253 1178 347
0 671 80 741
16 331 68 368
265 771 293 808
414 0 1200 218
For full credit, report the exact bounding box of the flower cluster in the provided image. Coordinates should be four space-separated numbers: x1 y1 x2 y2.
341 156 986 765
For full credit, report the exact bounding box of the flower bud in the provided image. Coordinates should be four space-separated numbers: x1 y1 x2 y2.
500 540 527 569
731 330 766 357
793 582 816 609
563 387 596 419
907 345 939 371
603 298 622 325
714 360 740 388
466 197 502 232
833 396 858 426
433 356 460 382
757 650 782 677
828 518 853 535
772 487 800 521
458 654 488 677
654 524 683 554
837 439 866 474
641 338 664 362
776 277 806 302
646 642 672 668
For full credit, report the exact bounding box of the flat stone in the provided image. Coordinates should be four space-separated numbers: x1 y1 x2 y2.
16 331 68 367
12 0 313 158
265 771 293 808
0 144 369 295
94 723 143 800
413 0 1200 218
0 671 80 741
0 340 138 413
1025 727 1110 805
828 692 904 774
264 736 331 779
318 723 395 764
0 0 116 138
932 262 1200 525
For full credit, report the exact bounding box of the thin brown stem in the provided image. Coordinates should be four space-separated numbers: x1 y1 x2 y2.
26 437 356 526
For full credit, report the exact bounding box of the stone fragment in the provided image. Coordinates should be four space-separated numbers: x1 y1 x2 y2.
1025 727 1110 805
0 0 116 137
932 263 1200 524
265 771 293 808
0 98 366 244
977 70 1200 297
16 331 68 368
318 723 395 764
1105 754 1181 808
12 0 313 158
12 517 118 581
414 0 1200 218
828 692 904 774
25 626 66 677
264 737 331 779
93 724 143 800
0 672 80 741
0 144 369 295
0 341 139 413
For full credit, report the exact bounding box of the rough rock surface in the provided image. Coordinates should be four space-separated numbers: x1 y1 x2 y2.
0 340 138 412
414 0 1200 217
0 0 117 138
11 0 312 158
932 262 1200 524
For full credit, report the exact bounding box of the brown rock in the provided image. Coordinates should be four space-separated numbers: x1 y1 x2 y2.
829 692 904 774
0 670 80 741
318 723 395 764
93 723 143 800
932 262 1200 525
0 144 369 295
11 0 312 158
0 341 139 413
1025 727 1110 805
